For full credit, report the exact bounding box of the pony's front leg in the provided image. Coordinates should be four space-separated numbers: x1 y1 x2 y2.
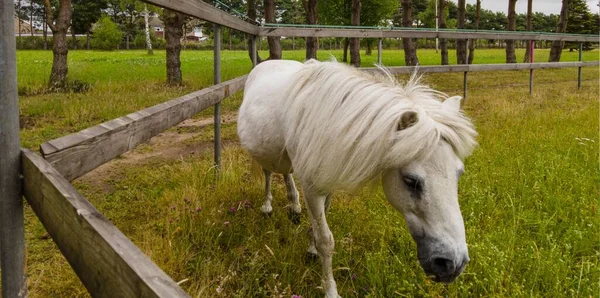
304 188 339 298
260 169 273 214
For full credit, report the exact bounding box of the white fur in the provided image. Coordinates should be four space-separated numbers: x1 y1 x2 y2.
237 59 478 297
281 60 477 192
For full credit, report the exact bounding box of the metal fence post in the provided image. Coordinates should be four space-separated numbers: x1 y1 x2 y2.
377 38 382 65
0 0 28 296
578 42 582 89
213 24 221 170
529 40 534 95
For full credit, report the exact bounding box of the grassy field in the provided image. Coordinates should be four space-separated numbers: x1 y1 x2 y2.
17 48 600 297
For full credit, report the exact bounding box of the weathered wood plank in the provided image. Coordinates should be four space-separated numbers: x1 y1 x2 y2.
41 75 247 181
0 0 28 296
362 61 600 75
142 0 257 34
22 149 190 298
259 27 599 42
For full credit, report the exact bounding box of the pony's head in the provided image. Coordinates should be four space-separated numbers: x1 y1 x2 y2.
282 61 477 282
382 95 475 283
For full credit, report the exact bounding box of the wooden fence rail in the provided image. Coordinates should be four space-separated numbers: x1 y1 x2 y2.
41 75 247 181
367 61 600 74
40 61 598 179
141 0 258 34
22 149 190 298
259 27 599 42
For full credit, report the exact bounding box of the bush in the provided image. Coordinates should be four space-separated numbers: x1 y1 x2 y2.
92 16 123 50
132 30 166 50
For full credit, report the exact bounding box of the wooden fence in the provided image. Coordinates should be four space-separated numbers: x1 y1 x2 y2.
1 0 598 297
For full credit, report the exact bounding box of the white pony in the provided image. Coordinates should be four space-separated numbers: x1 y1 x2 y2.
237 59 477 297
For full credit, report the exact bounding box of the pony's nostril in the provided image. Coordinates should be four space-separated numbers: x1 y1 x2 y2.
432 257 455 274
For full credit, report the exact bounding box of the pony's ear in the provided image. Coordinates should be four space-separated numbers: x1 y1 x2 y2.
443 96 462 112
397 111 419 131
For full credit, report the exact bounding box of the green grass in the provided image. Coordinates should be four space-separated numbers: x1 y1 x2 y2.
17 48 600 297
17 48 598 149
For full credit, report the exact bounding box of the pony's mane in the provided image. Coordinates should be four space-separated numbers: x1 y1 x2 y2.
283 60 477 192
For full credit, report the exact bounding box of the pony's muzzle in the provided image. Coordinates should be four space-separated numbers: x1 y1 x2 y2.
423 253 469 284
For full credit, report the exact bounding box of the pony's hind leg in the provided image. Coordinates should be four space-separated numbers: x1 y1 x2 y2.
260 169 273 214
284 174 301 224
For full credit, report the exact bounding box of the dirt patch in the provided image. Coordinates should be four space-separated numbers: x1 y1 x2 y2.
76 113 238 192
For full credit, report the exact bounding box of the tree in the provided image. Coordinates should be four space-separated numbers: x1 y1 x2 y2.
506 0 517 63
304 0 318 60
438 0 448 65
43 0 72 88
349 0 361 66
143 4 153 55
163 9 186 85
247 0 263 63
523 0 532 62
280 0 304 50
264 0 282 59
92 16 122 50
72 0 107 50
401 0 419 66
565 0 598 50
456 0 467 64
549 0 570 61
319 0 396 61
467 0 480 64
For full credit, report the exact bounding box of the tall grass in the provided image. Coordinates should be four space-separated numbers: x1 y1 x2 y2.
18 49 599 297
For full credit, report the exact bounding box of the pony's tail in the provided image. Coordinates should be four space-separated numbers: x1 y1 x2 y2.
250 159 264 181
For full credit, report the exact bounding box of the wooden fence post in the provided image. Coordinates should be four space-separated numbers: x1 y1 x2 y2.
578 42 582 89
377 38 382 65
0 1 28 296
213 24 221 170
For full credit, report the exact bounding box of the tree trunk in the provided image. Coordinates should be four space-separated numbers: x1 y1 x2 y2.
304 0 318 60
523 0 532 62
247 0 263 63
144 5 154 55
456 0 467 64
43 0 72 88
506 0 517 63
164 9 185 86
228 28 233 50
264 0 282 59
365 39 372 55
86 31 90 50
30 1 34 37
18 0 22 48
71 26 77 49
438 0 448 65
349 0 361 67
468 0 480 64
343 37 349 62
43 5 48 50
401 0 419 66
549 0 570 62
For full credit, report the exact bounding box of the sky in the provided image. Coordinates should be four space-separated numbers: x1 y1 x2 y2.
464 0 600 15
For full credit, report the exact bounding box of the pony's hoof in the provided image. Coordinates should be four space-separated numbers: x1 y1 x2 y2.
304 250 319 263
287 210 301 225
260 204 273 215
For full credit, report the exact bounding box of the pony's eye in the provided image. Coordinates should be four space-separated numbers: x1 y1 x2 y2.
403 176 423 193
